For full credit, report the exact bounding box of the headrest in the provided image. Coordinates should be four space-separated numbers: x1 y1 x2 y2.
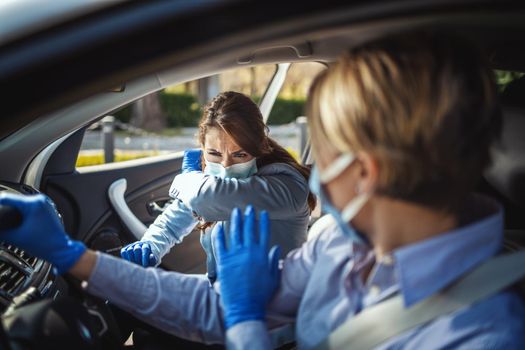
485 76 525 209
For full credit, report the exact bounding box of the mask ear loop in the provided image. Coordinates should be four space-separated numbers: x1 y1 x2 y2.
340 192 370 222
319 153 356 183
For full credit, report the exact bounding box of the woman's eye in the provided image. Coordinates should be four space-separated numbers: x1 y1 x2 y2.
207 151 221 157
234 153 247 158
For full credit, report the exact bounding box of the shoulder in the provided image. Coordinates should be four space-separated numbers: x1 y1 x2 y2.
400 290 525 349
459 291 525 337
257 162 309 194
257 162 306 181
307 214 338 241
305 214 353 255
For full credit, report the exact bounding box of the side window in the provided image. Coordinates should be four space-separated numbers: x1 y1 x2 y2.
76 65 277 167
266 62 326 161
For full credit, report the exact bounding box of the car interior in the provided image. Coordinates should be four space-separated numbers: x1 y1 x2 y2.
0 1 525 349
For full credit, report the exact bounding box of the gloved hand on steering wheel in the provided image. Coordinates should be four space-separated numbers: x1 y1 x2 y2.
0 193 86 274
120 241 157 267
182 149 202 173
214 205 281 329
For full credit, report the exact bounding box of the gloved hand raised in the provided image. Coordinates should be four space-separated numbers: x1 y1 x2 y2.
214 205 281 329
121 241 157 267
182 149 202 173
0 193 86 274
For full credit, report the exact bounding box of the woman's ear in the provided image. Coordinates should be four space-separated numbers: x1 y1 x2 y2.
356 152 378 194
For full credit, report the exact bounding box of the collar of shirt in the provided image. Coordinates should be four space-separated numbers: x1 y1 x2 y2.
343 245 400 312
392 194 504 307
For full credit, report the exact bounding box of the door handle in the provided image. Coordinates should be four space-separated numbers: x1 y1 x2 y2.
107 178 147 240
147 199 173 216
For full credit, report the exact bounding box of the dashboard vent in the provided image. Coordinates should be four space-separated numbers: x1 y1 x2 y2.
0 244 35 298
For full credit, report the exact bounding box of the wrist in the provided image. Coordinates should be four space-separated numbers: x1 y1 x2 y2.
68 249 97 280
225 308 265 329
52 240 87 275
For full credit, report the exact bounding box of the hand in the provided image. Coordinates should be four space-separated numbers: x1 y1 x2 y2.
0 193 86 274
214 206 281 329
120 241 157 267
182 149 202 173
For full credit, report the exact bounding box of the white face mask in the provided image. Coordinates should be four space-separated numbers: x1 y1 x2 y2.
309 153 370 243
320 153 370 222
204 158 257 179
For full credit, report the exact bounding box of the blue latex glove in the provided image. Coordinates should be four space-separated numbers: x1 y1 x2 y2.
0 193 86 274
214 205 281 329
182 149 202 173
120 241 157 267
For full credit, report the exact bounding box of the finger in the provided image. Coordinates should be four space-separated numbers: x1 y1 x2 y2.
193 149 203 170
141 243 151 267
125 245 136 263
213 223 227 264
120 247 130 261
132 244 142 264
0 193 34 214
149 253 157 267
259 210 270 252
244 205 256 247
230 208 243 248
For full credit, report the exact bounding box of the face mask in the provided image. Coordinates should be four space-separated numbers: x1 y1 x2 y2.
204 158 257 179
309 153 370 244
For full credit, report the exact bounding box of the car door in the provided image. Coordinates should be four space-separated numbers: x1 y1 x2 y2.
38 66 287 273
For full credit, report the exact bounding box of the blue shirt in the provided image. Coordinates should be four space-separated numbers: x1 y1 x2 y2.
228 194 525 349
85 194 525 349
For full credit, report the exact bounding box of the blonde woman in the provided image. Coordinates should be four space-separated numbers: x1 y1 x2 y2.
212 31 525 349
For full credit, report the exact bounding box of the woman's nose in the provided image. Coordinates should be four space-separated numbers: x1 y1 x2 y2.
222 157 233 168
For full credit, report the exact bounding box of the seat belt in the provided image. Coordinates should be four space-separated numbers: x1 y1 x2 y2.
313 250 525 350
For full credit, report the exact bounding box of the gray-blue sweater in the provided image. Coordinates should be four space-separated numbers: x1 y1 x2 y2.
142 162 310 279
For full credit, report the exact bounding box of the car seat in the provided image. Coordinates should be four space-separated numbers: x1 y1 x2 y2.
482 76 525 298
484 76 525 250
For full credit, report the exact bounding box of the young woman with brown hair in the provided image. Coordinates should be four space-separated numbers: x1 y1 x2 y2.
121 91 314 284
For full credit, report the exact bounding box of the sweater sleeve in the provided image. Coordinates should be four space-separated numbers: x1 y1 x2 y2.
141 199 198 262
169 164 309 222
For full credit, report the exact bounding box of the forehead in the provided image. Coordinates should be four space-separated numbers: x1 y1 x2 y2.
204 127 242 151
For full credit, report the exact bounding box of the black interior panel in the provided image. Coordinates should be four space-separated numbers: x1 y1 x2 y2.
41 133 206 274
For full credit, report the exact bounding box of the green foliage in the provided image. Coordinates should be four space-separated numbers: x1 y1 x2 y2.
267 97 305 125
112 92 305 127
113 105 132 123
160 91 202 127
494 70 525 92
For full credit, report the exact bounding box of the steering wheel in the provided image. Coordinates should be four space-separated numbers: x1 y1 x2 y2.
0 204 128 349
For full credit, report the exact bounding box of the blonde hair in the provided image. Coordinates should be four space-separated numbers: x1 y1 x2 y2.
307 31 501 211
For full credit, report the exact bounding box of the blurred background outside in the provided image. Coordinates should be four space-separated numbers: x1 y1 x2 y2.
77 62 325 167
